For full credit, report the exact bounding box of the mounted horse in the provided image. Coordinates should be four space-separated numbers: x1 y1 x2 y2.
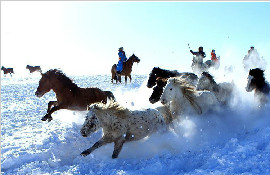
191 56 213 75
80 101 170 158
1 66 14 76
147 67 198 104
111 54 140 84
35 69 115 122
196 72 234 105
161 77 219 119
246 68 270 105
26 65 42 73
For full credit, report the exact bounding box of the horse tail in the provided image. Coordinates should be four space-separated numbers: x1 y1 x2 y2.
105 91 116 102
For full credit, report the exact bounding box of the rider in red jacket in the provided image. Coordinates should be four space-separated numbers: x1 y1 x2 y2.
211 49 218 62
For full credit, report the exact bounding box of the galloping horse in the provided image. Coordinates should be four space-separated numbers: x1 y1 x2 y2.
246 68 270 105
147 67 182 88
196 72 234 105
80 101 170 158
26 65 42 73
111 54 140 84
161 77 219 119
147 67 198 104
35 69 116 122
1 66 14 76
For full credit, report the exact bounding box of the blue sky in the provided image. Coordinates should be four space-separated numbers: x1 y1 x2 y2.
1 1 270 76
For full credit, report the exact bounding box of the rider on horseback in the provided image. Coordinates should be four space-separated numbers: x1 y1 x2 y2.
211 49 217 62
190 46 206 66
116 47 127 74
190 46 206 58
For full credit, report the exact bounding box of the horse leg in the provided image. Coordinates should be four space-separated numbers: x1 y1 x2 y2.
80 135 113 157
112 72 116 83
112 137 126 159
129 75 132 83
118 74 121 83
47 101 58 113
125 76 127 84
42 101 58 121
42 105 62 122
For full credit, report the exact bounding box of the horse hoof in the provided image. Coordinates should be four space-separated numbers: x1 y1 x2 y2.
47 116 53 122
112 154 118 159
41 116 48 121
80 150 90 157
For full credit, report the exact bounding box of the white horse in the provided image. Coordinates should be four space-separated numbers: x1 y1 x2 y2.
161 77 219 118
196 72 234 105
80 101 170 158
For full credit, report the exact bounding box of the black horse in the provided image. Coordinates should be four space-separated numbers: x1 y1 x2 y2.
147 67 181 88
147 67 198 104
246 68 270 104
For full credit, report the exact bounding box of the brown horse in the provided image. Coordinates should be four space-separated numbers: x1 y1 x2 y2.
1 66 14 76
35 69 116 122
26 65 42 73
111 54 140 84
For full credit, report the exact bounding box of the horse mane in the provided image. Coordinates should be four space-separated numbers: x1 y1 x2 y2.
90 101 131 119
170 77 202 114
45 69 78 92
201 72 219 92
152 67 181 78
249 68 265 81
126 54 135 62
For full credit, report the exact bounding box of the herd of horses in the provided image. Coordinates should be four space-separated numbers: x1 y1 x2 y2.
34 65 269 158
1 65 42 76
2 54 269 159
80 67 269 158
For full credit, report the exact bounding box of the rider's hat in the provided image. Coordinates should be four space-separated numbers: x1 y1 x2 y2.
119 47 123 51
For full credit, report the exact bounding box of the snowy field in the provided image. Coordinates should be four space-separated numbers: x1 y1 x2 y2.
1 71 270 175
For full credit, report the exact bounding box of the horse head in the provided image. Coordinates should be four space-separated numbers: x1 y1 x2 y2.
149 86 164 104
149 77 168 104
249 68 264 80
130 54 140 63
81 109 100 137
147 67 162 88
35 69 78 97
161 78 179 105
35 73 53 97
246 68 265 92
197 72 219 92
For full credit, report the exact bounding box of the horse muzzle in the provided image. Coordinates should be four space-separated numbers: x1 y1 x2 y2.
161 99 167 105
149 97 159 104
80 130 88 137
35 91 44 98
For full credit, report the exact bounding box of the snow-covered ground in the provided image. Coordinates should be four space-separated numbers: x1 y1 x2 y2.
1 71 270 175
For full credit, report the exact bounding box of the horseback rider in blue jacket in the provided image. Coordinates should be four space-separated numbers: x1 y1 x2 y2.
116 47 127 74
